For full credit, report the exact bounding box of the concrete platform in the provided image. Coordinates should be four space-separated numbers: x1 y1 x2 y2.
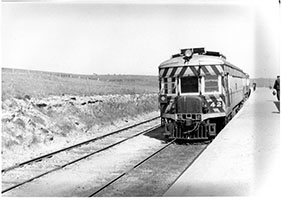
164 88 280 196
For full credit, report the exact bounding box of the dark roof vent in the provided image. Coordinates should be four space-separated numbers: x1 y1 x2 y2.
192 47 205 54
180 47 205 55
205 51 220 56
171 53 182 58
205 51 226 59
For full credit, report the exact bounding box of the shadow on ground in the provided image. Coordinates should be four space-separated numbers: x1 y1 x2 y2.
144 126 210 145
143 126 167 142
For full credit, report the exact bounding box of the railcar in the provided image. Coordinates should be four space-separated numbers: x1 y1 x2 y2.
158 48 250 140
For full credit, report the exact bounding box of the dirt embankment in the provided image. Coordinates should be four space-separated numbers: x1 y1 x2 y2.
2 94 159 168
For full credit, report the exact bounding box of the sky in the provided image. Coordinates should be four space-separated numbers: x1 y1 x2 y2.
1 0 281 78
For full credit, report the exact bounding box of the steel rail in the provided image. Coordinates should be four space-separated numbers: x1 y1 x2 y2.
89 138 177 197
2 116 160 173
2 124 161 194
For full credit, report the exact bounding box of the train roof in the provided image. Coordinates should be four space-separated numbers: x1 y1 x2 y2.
159 49 246 75
159 54 224 68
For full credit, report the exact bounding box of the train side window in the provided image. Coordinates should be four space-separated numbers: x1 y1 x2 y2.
180 76 198 93
205 75 219 92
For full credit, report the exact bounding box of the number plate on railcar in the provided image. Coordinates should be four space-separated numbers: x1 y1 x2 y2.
209 101 222 108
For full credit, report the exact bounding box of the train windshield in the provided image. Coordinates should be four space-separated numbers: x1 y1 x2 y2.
205 75 219 92
180 76 198 93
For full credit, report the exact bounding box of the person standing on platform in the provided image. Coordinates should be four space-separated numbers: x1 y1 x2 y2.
273 76 280 101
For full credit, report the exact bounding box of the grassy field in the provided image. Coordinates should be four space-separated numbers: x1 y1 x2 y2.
2 68 158 100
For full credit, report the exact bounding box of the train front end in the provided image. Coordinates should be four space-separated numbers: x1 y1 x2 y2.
159 48 226 140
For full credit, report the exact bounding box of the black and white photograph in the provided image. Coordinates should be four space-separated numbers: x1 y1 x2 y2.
1 0 281 197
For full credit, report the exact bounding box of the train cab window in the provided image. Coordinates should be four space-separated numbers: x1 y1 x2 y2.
180 76 198 93
205 75 219 93
161 78 176 94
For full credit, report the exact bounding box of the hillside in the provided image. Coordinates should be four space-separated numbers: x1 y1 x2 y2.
2 68 158 100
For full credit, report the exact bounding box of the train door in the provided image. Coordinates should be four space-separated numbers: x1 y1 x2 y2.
224 75 231 107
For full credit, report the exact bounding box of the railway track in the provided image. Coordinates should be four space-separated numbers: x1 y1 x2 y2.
89 138 177 196
2 116 160 194
91 140 208 197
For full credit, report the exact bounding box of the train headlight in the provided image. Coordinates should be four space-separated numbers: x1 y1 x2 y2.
185 49 193 57
159 95 167 103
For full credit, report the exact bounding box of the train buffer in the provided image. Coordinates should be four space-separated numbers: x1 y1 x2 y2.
164 88 280 196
